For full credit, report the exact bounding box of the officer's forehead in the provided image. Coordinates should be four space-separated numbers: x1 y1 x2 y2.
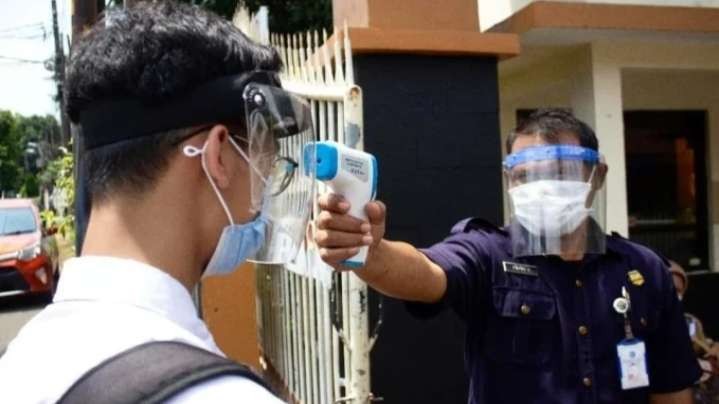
510 131 581 154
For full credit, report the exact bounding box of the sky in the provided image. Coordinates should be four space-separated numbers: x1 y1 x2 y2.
0 0 71 119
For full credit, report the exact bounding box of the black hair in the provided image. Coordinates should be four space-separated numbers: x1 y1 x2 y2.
65 1 281 202
506 108 599 153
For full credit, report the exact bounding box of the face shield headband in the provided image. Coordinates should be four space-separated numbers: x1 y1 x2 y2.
503 145 600 171
77 71 281 150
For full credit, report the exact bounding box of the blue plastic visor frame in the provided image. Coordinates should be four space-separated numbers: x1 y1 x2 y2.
503 145 599 170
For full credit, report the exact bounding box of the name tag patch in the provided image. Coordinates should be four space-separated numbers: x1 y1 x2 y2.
502 261 539 277
617 339 650 390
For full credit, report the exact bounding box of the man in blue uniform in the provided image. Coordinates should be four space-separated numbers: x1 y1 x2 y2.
315 109 700 403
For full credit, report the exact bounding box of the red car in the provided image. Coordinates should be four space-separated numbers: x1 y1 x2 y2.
0 199 59 299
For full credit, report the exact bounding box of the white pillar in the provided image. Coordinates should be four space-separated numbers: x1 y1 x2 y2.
571 43 629 237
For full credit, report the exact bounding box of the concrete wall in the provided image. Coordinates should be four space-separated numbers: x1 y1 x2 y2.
201 263 260 368
357 53 504 404
478 0 719 31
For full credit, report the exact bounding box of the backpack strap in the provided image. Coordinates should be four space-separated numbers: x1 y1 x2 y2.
58 341 275 404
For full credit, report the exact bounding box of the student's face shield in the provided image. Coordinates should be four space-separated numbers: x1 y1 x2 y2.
241 84 317 264
503 145 607 257
77 71 317 265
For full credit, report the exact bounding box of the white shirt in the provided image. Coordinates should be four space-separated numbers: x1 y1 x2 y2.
0 256 282 404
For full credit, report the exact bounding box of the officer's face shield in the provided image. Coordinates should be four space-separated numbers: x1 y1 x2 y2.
241 83 317 264
503 145 607 258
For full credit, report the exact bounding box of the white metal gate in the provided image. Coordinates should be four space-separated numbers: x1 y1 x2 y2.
241 10 375 403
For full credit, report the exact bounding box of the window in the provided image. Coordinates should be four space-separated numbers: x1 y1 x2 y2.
0 208 37 236
624 110 709 271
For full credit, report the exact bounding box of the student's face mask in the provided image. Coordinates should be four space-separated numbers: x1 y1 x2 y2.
79 72 317 274
183 138 273 277
183 80 317 276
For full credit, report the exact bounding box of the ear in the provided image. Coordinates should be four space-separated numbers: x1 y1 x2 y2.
592 162 608 191
502 169 513 189
204 125 232 189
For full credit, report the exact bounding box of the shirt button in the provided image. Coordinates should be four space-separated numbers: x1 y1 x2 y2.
640 317 648 327
520 304 531 315
583 377 592 387
578 325 589 336
575 279 583 288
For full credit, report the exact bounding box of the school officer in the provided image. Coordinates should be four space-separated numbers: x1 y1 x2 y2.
316 109 700 404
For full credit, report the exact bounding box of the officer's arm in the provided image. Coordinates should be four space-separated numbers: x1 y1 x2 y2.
649 388 693 404
360 238 447 302
315 194 447 303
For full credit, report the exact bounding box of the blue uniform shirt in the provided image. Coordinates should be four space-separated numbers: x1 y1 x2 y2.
409 218 701 404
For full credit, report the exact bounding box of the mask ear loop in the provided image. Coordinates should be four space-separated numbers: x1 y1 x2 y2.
586 164 597 186
184 143 236 226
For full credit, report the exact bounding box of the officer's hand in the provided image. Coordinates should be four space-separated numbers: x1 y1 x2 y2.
315 193 386 268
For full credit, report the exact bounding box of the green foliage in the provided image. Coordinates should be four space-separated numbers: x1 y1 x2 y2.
40 150 75 242
0 111 23 194
178 0 332 33
19 174 39 197
0 110 61 197
242 0 332 34
16 115 61 146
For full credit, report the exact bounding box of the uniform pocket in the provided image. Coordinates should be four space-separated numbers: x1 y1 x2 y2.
484 286 558 366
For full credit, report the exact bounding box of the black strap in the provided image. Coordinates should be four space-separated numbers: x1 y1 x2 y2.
57 341 274 404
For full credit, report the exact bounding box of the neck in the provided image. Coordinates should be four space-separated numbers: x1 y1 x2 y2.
558 221 589 262
81 193 204 292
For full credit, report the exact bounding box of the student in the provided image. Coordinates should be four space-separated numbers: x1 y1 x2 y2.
0 2 316 402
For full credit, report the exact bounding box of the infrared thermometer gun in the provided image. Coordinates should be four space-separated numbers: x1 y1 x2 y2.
305 141 378 268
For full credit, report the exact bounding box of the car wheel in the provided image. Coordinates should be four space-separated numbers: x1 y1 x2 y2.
39 265 60 304
53 264 60 290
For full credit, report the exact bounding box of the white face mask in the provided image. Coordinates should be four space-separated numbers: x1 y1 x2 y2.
508 179 593 236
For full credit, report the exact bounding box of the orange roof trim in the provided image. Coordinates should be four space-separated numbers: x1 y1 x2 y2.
490 1 719 35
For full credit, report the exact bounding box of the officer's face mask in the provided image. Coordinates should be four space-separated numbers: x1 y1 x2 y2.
508 168 595 237
504 145 607 257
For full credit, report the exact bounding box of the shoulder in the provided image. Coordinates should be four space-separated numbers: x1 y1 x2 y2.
421 217 509 271
450 217 506 236
448 217 509 252
606 232 671 289
429 217 507 253
166 375 282 404
607 232 670 269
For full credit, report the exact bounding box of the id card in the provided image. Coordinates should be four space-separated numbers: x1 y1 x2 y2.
617 339 650 390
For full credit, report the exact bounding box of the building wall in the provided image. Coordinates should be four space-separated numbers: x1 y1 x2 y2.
478 0 719 31
356 53 504 404
201 263 261 368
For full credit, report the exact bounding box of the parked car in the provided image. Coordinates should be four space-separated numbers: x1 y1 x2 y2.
0 199 59 300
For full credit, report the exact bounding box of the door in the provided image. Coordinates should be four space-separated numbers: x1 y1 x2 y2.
624 110 709 271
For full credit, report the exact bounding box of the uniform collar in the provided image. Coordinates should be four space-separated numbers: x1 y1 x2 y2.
604 233 633 258
54 256 210 342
